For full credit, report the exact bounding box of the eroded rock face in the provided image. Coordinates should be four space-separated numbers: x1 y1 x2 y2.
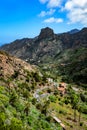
38 27 54 40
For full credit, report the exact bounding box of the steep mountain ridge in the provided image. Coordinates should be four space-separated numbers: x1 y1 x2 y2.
0 27 87 64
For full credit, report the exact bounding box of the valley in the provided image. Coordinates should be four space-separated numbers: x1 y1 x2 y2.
0 27 87 130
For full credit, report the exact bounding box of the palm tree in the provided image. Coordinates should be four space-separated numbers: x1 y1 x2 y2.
24 102 30 116
78 103 83 124
42 100 50 116
70 93 79 121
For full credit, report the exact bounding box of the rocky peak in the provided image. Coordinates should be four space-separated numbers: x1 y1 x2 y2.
68 29 80 34
38 27 54 40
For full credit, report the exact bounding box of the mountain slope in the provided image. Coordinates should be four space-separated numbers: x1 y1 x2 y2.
54 47 87 86
0 27 87 86
0 27 87 65
0 51 62 130
0 51 33 78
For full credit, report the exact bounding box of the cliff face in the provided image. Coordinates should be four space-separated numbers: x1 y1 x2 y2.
38 27 54 40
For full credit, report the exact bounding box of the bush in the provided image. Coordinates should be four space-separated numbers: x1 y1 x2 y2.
32 72 42 82
80 93 87 102
9 91 18 107
64 98 70 105
10 117 22 130
80 122 83 126
12 71 19 78
0 94 9 107
46 116 52 122
32 98 37 105
54 90 59 95
59 109 67 115
49 95 56 102
47 88 52 93
82 105 87 114
59 101 63 106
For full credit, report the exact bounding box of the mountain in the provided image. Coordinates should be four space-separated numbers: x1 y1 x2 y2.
68 29 80 34
38 27 54 40
0 27 87 86
0 27 87 65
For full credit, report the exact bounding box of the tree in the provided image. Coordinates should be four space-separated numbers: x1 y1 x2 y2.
70 93 79 121
9 91 18 107
32 98 37 105
78 103 83 124
41 100 50 116
24 102 30 116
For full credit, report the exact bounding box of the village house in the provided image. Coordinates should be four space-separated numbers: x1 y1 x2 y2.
58 82 67 95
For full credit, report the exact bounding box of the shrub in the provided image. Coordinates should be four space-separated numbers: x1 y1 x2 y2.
32 98 37 105
0 94 9 107
59 101 63 106
59 109 67 115
46 116 52 122
80 122 83 126
82 105 87 114
31 72 42 82
9 91 18 107
49 95 56 102
12 71 19 79
64 98 70 105
10 117 22 130
54 90 59 95
47 88 52 93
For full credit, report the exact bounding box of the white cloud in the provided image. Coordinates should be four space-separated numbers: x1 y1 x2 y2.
38 9 55 17
39 0 87 25
39 0 62 8
64 0 87 25
47 0 62 8
44 17 63 23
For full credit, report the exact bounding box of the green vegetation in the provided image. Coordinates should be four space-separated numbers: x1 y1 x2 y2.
57 47 87 86
0 49 87 130
49 87 87 130
0 69 62 130
40 47 87 88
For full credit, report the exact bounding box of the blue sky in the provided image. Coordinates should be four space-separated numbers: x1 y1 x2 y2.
0 0 87 44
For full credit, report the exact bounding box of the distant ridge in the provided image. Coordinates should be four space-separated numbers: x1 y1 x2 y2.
68 29 80 34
